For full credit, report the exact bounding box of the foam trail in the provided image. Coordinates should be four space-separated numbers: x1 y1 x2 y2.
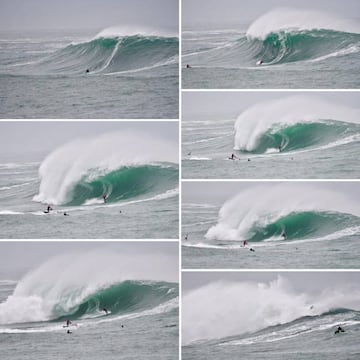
234 95 360 152
182 276 360 345
33 131 178 205
247 8 360 40
205 183 359 241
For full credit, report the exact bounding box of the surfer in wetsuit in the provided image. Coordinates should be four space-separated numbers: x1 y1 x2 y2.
249 248 255 252
102 194 107 204
44 205 53 213
186 64 191 68
66 319 71 327
335 326 345 334
86 69 90 73
184 233 188 241
243 240 248 247
64 212 69 216
281 231 287 240
103 308 109 315
67 329 72 334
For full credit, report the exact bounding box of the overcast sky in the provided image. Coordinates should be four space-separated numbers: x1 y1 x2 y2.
0 121 178 159
0 0 179 31
182 92 360 120
183 0 360 28
182 271 360 293
182 181 360 204
0 241 178 279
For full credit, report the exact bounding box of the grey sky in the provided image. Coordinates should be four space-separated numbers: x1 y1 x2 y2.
183 0 360 28
0 121 178 159
182 271 360 293
182 181 360 204
182 92 360 120
0 241 178 279
0 0 179 32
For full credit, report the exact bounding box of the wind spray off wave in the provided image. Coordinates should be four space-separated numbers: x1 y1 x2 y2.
182 276 360 345
33 132 178 206
234 96 360 154
205 184 360 242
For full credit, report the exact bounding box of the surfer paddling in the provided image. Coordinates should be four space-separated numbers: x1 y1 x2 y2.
229 153 239 160
44 205 53 214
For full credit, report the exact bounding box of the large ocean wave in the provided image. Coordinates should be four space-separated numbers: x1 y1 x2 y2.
182 276 360 345
0 252 178 325
234 96 360 154
7 27 178 75
33 132 178 206
205 184 360 242
183 9 360 67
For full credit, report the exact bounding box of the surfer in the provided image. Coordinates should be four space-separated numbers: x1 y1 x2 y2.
281 231 287 240
64 212 69 216
188 152 192 156
86 69 90 73
184 233 188 241
67 329 72 334
249 248 255 252
278 145 283 152
186 64 191 68
66 320 72 327
230 153 239 160
243 240 248 247
103 308 109 315
44 205 53 214
102 194 107 203
335 326 345 334
257 60 264 66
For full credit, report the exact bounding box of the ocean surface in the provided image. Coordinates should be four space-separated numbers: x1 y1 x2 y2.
0 148 179 238
0 29 179 118
182 184 360 269
0 276 179 360
182 96 360 179
182 278 360 360
182 9 360 89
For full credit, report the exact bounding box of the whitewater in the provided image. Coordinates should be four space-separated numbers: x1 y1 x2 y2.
182 183 360 269
0 132 179 238
182 95 360 179
182 8 360 88
0 251 179 360
182 276 360 360
0 27 179 118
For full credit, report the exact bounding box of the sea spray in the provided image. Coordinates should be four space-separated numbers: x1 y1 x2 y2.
182 276 360 344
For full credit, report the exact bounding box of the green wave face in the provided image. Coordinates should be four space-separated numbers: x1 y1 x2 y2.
67 164 178 206
23 35 179 75
244 121 357 154
254 29 360 64
247 211 357 242
52 280 178 321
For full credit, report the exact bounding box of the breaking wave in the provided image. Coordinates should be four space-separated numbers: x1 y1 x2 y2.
182 276 360 345
0 252 178 325
205 184 360 242
183 9 360 67
234 96 360 154
33 132 178 206
7 27 178 75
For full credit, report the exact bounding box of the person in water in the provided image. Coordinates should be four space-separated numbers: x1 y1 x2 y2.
67 329 72 334
103 194 107 203
243 240 248 247
66 319 71 327
337 326 344 332
86 69 90 73
186 64 191 68
64 212 69 216
44 205 53 213
249 248 255 252
281 231 287 240
103 308 109 315
230 153 239 160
